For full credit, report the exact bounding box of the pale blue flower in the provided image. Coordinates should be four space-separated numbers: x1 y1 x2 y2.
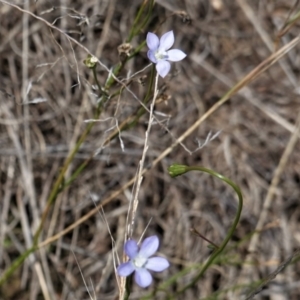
147 31 186 78
117 235 170 288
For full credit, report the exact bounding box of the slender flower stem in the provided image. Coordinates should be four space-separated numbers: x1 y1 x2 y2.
168 164 243 294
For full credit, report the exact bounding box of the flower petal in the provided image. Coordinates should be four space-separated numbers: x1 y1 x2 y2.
159 31 174 51
146 257 170 272
117 261 135 277
156 61 171 78
134 268 152 288
146 32 159 51
147 50 157 63
167 49 186 62
124 240 138 259
139 236 159 258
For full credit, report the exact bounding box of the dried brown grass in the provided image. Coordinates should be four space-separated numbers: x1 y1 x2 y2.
0 0 300 299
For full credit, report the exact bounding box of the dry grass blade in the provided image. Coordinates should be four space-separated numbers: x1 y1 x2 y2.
245 249 300 300
248 112 300 253
1 1 300 298
237 0 298 87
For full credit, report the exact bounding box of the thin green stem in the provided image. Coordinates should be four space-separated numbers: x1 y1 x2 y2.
141 165 243 299
92 65 108 98
127 0 155 42
144 64 155 103
123 276 132 300
105 62 123 90
168 164 243 294
0 246 37 286
127 0 148 42
129 41 146 59
130 0 155 39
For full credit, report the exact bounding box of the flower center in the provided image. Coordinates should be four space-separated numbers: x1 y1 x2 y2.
133 256 148 268
154 50 168 61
